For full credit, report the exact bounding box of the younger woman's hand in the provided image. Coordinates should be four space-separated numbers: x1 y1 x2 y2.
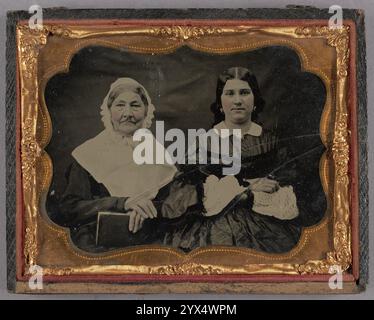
247 178 280 193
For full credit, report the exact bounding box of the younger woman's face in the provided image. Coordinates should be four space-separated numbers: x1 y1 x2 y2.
221 79 254 125
110 91 147 137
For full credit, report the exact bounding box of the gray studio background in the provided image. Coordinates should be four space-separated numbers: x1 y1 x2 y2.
0 0 373 299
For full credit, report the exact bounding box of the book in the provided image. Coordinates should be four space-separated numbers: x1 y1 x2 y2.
96 212 154 247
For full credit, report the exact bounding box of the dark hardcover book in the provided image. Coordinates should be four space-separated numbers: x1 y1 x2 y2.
96 212 155 247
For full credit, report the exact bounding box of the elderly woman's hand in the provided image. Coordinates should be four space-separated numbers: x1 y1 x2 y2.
124 198 157 219
128 210 145 233
247 178 280 193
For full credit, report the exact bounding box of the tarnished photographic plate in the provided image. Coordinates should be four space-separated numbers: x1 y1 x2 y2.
6 8 367 293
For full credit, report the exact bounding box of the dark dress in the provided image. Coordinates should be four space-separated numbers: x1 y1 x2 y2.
57 160 128 251
57 160 199 252
161 129 304 253
56 129 325 254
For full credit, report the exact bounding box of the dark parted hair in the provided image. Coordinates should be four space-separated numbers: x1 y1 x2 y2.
210 67 265 125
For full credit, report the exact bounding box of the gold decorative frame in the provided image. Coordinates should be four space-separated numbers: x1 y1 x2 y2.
15 20 357 287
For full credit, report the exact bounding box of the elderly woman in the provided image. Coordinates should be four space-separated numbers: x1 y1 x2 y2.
59 78 192 252
161 67 312 253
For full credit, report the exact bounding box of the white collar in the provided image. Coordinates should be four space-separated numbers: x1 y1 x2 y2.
213 121 263 137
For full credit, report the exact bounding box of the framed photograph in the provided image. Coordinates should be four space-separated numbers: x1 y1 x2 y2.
6 8 367 293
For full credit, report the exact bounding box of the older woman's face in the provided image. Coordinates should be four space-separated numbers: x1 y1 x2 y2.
221 79 254 124
110 91 147 136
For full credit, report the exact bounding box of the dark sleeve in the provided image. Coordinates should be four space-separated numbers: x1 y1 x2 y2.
149 170 202 220
59 160 128 227
273 135 327 226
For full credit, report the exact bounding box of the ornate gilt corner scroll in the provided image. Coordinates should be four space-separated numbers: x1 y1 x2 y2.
17 23 352 276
